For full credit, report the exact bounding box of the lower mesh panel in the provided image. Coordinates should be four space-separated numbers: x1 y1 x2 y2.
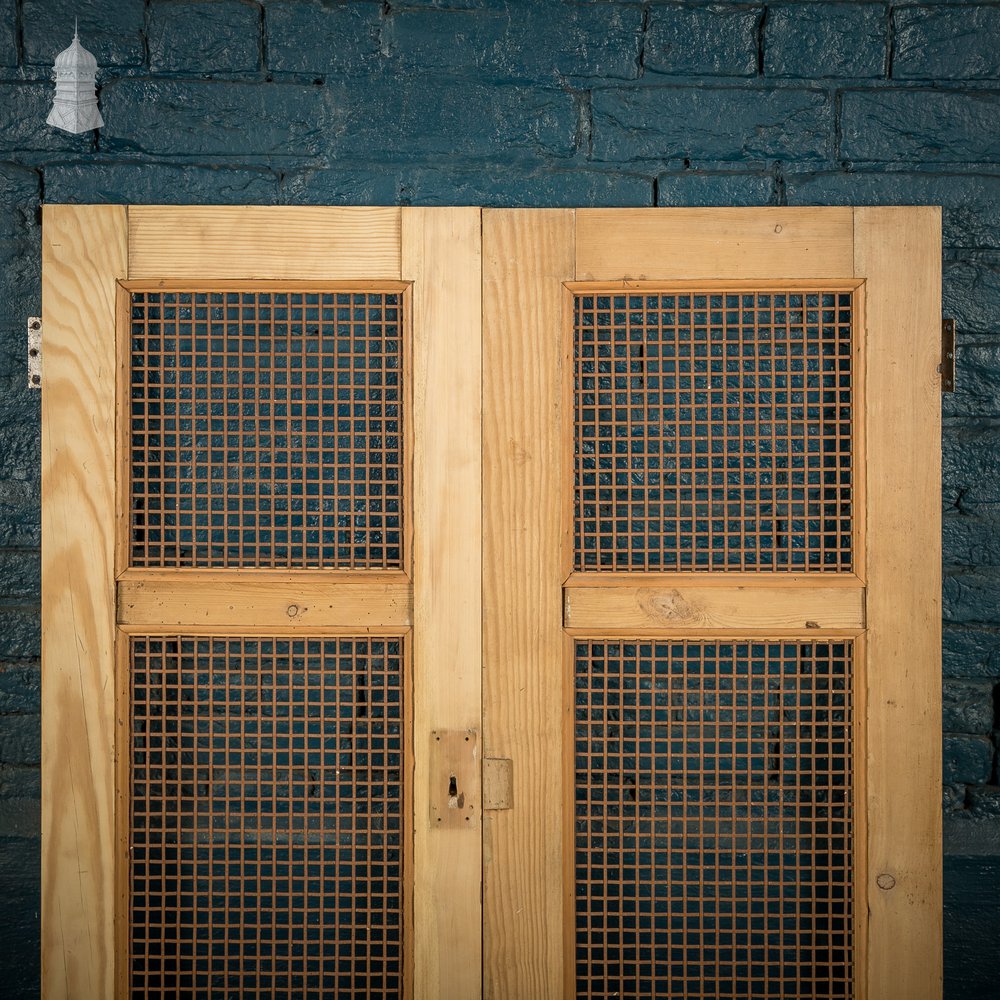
129 636 404 998
574 640 853 999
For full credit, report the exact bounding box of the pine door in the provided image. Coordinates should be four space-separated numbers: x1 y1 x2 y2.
41 206 942 1000
41 206 483 1000
480 208 942 1000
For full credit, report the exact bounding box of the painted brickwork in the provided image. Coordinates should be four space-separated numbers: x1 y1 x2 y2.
0 1 998 996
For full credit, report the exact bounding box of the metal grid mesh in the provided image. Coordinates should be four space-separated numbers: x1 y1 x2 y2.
129 290 403 569
574 639 853 999
574 291 853 571
129 636 404 998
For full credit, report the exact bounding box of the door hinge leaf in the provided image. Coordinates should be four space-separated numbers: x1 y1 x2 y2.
941 318 956 393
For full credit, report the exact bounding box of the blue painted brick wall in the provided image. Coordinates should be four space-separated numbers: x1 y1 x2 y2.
1 1 999 995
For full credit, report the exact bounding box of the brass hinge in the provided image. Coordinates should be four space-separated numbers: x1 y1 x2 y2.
941 318 956 393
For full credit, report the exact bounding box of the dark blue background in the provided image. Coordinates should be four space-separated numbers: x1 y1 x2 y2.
1 1 998 995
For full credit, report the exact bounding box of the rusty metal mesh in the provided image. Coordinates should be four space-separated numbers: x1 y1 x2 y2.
129 290 403 569
129 636 404 997
574 639 854 999
574 291 853 572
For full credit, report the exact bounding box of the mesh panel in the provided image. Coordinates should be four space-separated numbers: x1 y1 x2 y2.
574 639 853 999
130 636 404 998
129 289 403 569
574 290 853 571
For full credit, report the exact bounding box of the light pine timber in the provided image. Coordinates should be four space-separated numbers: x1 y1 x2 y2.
117 572 413 630
563 584 865 632
403 207 483 1000
576 207 854 280
482 209 575 1000
856 207 943 1000
127 206 402 280
41 204 127 1000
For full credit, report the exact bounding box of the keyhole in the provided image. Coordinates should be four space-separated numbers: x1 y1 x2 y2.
448 774 458 797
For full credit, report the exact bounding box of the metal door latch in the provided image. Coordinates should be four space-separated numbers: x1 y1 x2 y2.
941 318 956 393
27 317 41 389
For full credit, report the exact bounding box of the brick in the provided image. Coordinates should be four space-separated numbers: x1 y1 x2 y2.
0 0 16 69
280 166 402 206
943 856 1000 998
894 4 1000 81
22 0 145 69
943 341 1000 419
945 570 1000 625
645 4 759 78
0 552 39 604
943 680 995 734
943 733 994 785
0 378 40 482
0 165 39 241
944 625 1000 679
44 162 281 205
944 425 1000 510
943 256 1000 335
0 481 40 549
943 512 1000 567
784 171 1000 250
656 172 775 206
0 610 39 660
765 2 886 79
943 782 966 811
841 89 1000 163
383 1 644 80
592 86 831 162
0 662 39 715
99 79 336 157
149 0 261 75
0 714 40 767
266 0 383 76
334 77 576 160
968 784 1000 819
0 232 42 382
0 765 39 800
397 165 652 207
0 835 40 999
0 83 97 152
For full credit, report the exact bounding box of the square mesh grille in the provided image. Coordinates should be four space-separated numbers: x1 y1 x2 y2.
574 290 853 571
130 636 404 998
129 289 404 569
574 640 853 999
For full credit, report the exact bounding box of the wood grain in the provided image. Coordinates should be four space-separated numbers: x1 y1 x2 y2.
564 584 865 632
127 206 401 279
403 207 483 1000
855 207 943 1000
482 759 513 812
576 207 854 280
117 572 413 629
482 208 574 1000
41 204 127 1000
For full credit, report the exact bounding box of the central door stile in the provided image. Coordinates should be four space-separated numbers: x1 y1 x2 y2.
403 206 485 1000
482 209 577 1000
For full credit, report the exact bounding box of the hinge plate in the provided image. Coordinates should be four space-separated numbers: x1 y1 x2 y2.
941 318 956 393
27 317 41 389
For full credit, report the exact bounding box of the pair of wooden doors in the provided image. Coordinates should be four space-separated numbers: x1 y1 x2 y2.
41 205 942 1000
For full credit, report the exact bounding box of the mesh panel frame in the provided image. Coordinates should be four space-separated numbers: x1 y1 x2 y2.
128 635 406 998
574 289 854 572
128 288 405 570
573 638 855 1000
